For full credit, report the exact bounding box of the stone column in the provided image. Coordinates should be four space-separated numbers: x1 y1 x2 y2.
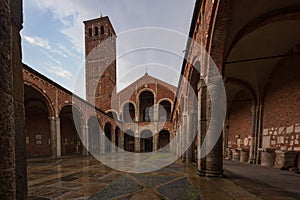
153 134 158 151
181 112 188 162
111 127 115 152
154 104 159 121
198 79 223 177
184 113 195 163
256 105 263 164
135 127 140 152
249 106 258 164
49 116 57 159
55 117 61 158
197 79 207 172
81 125 89 156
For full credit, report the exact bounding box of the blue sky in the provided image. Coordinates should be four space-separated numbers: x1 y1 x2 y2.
21 0 195 97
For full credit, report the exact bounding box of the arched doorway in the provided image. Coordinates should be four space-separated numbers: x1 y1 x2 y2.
104 123 112 153
124 130 135 152
60 105 83 156
139 91 154 122
158 130 170 150
88 116 101 154
140 130 153 152
25 85 52 158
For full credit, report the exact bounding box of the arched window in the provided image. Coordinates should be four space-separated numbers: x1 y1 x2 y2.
139 91 154 122
88 28 92 37
100 25 104 35
123 102 135 122
95 26 99 36
159 100 172 121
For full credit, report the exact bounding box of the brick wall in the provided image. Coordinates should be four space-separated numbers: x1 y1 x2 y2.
263 54 300 151
228 90 254 149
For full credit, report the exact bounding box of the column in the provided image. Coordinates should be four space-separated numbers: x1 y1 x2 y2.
249 106 258 164
49 116 57 159
181 112 188 162
198 79 223 177
184 113 195 163
111 127 115 153
197 79 207 172
256 105 263 164
81 125 89 156
134 126 140 152
55 117 61 158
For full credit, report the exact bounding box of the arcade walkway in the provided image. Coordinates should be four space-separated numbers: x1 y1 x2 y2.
27 157 299 200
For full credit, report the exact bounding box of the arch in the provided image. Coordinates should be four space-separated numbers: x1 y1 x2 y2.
24 82 54 116
140 129 153 152
24 85 52 158
60 105 84 156
158 130 170 150
158 100 172 121
104 122 112 152
124 130 135 152
88 116 101 154
225 6 300 62
106 110 118 120
139 90 155 122
122 102 136 122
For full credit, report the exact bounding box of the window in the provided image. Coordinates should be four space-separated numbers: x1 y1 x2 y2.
100 26 104 35
88 28 92 37
95 26 99 36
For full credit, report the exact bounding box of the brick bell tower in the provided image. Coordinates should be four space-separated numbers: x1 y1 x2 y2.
84 16 117 111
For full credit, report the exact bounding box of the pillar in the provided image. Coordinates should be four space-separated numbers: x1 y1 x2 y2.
49 116 56 159
198 78 223 177
197 79 207 172
111 127 115 153
249 106 258 164
184 113 195 163
0 0 25 198
81 125 89 156
55 117 61 158
181 112 188 162
256 105 263 164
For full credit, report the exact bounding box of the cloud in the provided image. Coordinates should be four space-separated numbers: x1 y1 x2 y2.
23 35 51 49
46 65 72 79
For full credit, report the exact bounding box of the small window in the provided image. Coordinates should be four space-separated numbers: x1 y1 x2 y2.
88 28 92 37
101 26 104 35
95 27 99 36
108 28 111 36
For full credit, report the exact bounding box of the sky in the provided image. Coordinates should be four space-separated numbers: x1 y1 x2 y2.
21 0 195 98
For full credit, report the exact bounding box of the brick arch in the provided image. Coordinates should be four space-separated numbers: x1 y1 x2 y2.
24 81 55 116
58 102 85 124
225 77 258 107
225 6 300 62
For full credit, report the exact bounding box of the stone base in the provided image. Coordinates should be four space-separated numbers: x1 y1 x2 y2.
274 151 297 170
197 170 223 178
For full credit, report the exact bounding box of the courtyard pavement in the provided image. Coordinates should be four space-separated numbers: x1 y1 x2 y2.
27 156 299 200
